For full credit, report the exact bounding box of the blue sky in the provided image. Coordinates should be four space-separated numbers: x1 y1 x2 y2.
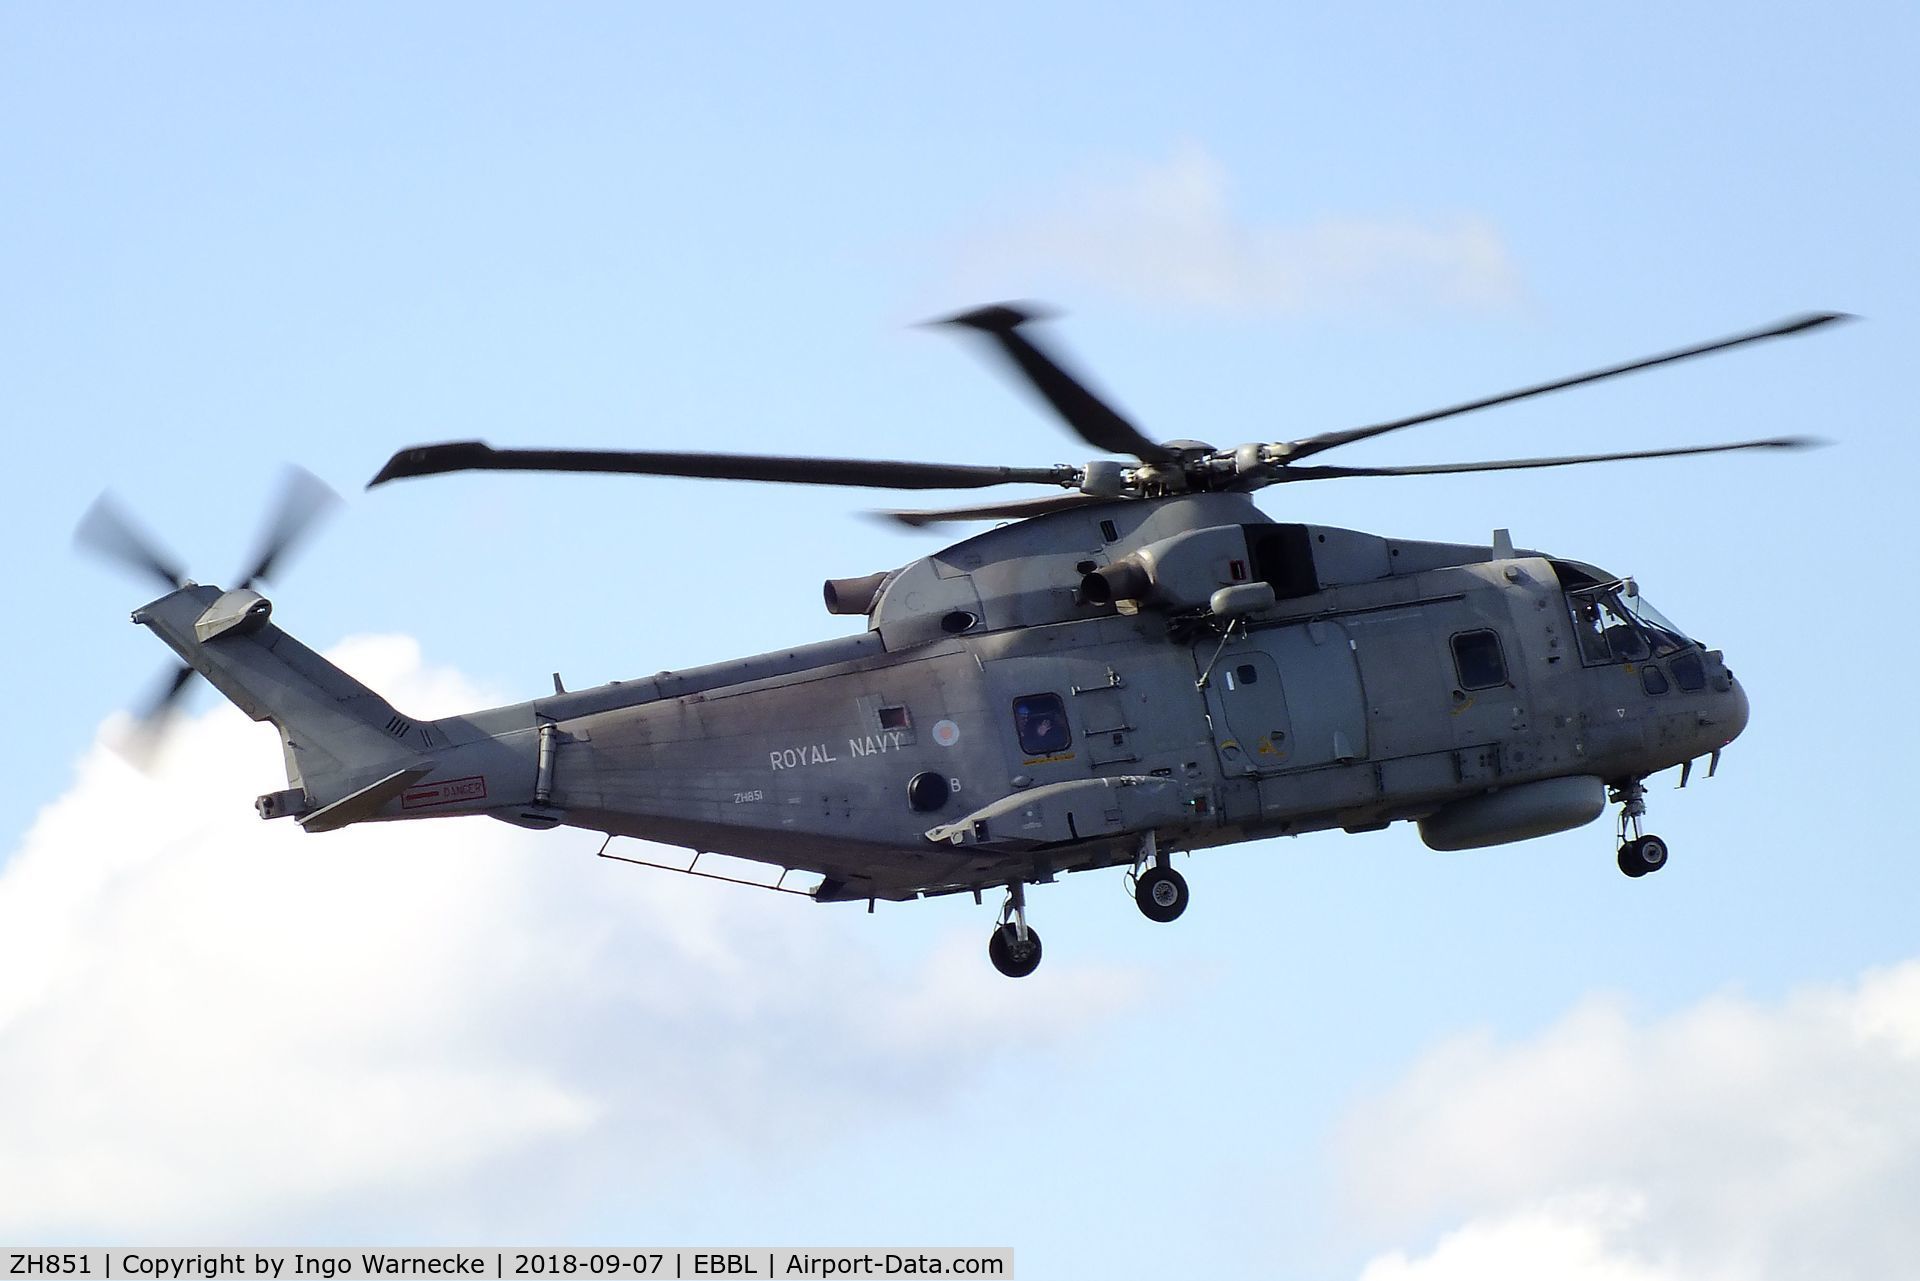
3 5 1916 1277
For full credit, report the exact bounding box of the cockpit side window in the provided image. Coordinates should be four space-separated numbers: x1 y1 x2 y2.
1012 693 1071 756
1607 608 1652 662
1570 595 1616 664
1564 579 1691 667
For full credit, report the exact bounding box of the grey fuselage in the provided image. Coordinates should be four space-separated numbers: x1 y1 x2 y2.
135 492 1749 903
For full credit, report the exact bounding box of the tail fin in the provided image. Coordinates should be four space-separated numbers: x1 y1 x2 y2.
132 584 428 814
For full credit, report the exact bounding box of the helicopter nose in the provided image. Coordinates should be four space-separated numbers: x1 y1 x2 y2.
1716 666 1750 746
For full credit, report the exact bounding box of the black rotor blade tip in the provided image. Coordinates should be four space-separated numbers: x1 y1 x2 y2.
1781 311 1854 335
928 302 1056 333
369 440 497 487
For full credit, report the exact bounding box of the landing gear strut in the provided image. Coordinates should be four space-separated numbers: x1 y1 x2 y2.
988 881 1042 978
1128 831 1189 923
1611 779 1669 878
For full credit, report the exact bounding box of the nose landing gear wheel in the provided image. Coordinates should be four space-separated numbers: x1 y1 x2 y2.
1617 834 1669 878
1135 865 1190 923
1610 780 1669 879
988 923 1043 978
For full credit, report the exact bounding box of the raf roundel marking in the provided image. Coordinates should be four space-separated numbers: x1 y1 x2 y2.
932 719 961 748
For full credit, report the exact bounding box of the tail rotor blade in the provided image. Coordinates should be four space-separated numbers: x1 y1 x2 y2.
75 494 187 591
238 465 340 588
111 662 197 770
91 467 335 768
139 663 198 723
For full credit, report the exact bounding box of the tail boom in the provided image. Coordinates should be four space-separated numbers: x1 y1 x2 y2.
132 584 540 831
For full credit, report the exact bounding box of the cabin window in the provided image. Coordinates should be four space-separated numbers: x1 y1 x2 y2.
1012 693 1072 756
878 705 912 730
1451 630 1508 690
1642 665 1670 696
1232 663 1259 686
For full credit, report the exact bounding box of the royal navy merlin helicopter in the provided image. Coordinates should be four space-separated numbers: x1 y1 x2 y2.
86 305 1841 976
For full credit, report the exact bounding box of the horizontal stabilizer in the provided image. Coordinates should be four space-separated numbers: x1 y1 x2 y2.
300 766 432 833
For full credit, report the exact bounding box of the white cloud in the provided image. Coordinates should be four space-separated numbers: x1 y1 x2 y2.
952 143 1524 314
1357 1197 1676 1281
1338 964 1920 1281
0 636 1143 1237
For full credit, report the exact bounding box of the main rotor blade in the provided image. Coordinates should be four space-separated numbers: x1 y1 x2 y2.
1263 435 1821 483
238 465 340 588
368 441 1074 491
75 494 187 591
876 491 1117 528
1283 312 1851 463
935 304 1174 463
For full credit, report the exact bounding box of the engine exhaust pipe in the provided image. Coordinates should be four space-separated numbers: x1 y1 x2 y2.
1080 559 1152 605
823 571 892 616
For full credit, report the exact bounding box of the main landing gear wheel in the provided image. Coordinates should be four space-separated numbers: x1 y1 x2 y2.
988 923 1043 978
1135 865 1190 923
1617 834 1669 878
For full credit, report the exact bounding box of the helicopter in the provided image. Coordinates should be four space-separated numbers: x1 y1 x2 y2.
84 304 1841 976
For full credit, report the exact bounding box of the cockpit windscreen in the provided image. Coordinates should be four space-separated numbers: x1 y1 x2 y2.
1554 562 1695 666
